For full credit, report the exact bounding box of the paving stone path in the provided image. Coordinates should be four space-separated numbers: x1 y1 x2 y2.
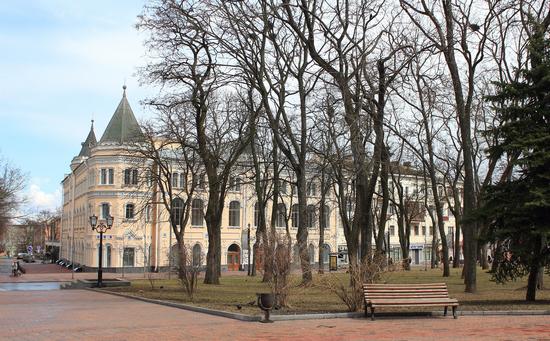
1 289 549 341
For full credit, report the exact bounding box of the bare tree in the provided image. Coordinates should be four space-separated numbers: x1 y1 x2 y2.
138 1 259 284
0 156 26 254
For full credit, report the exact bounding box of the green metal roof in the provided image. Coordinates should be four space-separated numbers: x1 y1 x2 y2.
77 121 97 157
99 86 144 144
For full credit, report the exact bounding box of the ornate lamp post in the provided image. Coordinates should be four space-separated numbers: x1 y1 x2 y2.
89 214 113 287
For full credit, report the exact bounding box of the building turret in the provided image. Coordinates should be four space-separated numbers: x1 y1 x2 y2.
70 120 97 170
99 85 144 145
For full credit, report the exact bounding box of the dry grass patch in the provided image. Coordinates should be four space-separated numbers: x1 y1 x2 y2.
105 268 550 315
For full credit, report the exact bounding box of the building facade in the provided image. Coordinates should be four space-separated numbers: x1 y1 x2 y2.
60 87 461 271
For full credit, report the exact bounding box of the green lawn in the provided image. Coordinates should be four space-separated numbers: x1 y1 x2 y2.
105 268 550 315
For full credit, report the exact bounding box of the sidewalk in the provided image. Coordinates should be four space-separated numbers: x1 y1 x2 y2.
1 289 549 340
0 257 247 283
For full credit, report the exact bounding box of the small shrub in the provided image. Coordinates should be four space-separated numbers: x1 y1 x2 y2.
318 254 389 312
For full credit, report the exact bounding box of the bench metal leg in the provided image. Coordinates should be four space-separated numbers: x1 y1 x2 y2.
452 306 457 319
444 306 448 316
371 307 375 321
365 303 369 318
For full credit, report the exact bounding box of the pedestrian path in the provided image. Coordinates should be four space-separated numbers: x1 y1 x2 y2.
1 289 549 340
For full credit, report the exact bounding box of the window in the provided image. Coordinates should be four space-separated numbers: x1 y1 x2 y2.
229 176 241 191
191 199 204 226
101 203 110 219
320 205 330 229
179 173 186 189
422 226 426 236
414 225 419 236
145 205 152 223
278 180 287 194
389 225 395 236
291 204 299 228
276 203 286 228
228 201 240 227
405 186 409 197
448 226 454 236
124 169 138 185
171 198 184 225
193 174 206 189
192 244 201 267
123 247 135 267
308 244 315 264
430 226 434 235
306 205 316 228
307 182 317 196
172 172 179 188
146 170 152 187
254 202 260 227
125 203 135 219
100 168 114 185
106 244 112 267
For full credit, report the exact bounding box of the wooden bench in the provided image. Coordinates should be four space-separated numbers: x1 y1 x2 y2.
363 283 459 320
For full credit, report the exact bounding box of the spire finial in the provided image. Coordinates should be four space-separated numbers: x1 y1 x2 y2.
122 84 127 97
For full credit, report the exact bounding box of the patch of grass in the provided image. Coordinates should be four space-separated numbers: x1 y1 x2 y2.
105 268 550 315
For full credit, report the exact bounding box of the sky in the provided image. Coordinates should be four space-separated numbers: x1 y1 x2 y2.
0 1 155 214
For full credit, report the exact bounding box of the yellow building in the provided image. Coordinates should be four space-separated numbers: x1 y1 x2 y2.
61 87 462 273
60 86 342 272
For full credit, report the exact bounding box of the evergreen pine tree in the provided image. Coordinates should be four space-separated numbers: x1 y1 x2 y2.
482 15 550 301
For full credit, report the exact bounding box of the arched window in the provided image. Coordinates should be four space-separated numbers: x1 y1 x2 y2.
322 244 331 264
191 199 204 226
228 201 241 227
293 244 300 264
276 203 286 228
171 198 184 225
106 244 112 267
145 205 152 223
306 205 316 228
193 244 201 267
254 202 259 227
320 205 330 229
291 204 299 228
308 244 315 264
125 203 135 219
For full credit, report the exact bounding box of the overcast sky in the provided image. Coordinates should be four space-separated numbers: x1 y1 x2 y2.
0 1 155 214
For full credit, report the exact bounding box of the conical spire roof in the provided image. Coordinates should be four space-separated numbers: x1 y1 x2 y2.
77 120 97 157
99 85 144 144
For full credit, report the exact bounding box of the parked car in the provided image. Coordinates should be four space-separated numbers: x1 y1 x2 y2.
22 254 35 263
17 252 28 260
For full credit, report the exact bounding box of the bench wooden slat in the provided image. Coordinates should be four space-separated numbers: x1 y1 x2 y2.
366 290 447 294
363 282 459 320
365 283 447 287
369 298 458 304
366 293 449 300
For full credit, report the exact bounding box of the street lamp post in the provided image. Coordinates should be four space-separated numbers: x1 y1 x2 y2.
89 214 113 287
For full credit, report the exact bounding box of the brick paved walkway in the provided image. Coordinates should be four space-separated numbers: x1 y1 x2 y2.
1 289 549 341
